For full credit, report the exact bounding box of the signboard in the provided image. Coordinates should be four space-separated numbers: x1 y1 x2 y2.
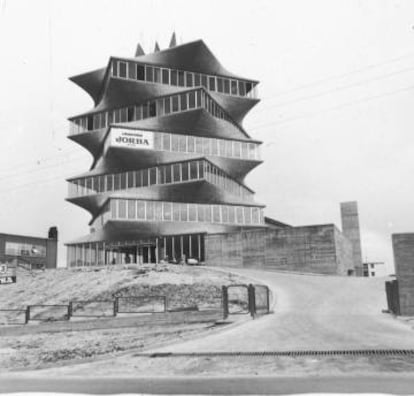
110 128 154 150
5 242 46 258
0 264 16 284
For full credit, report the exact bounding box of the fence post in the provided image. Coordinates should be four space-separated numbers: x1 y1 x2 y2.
248 284 256 318
25 306 30 324
113 298 118 317
222 286 228 319
68 302 73 319
266 286 270 314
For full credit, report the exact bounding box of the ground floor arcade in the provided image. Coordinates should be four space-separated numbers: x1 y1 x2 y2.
66 233 205 267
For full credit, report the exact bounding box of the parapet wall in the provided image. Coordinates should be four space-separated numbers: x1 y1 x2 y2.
205 224 354 275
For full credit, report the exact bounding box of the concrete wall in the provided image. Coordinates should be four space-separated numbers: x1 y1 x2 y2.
392 233 414 316
205 225 353 275
340 201 363 274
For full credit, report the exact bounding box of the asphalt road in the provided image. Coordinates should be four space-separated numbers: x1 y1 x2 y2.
2 375 414 395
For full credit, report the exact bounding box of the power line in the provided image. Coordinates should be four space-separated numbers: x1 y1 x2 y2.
250 83 414 132
260 49 414 101
255 64 414 113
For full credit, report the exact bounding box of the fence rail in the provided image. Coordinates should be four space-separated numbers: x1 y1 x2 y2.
116 296 167 314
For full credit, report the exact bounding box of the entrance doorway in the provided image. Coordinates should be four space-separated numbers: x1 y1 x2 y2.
139 245 156 264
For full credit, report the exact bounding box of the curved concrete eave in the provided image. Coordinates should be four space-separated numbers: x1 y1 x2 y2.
68 128 108 159
208 92 260 124
69 67 107 105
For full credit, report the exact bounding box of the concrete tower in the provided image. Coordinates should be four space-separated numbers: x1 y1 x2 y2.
340 201 363 276
65 36 264 267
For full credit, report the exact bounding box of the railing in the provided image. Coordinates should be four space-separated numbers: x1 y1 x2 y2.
111 58 259 99
67 159 255 201
69 88 241 136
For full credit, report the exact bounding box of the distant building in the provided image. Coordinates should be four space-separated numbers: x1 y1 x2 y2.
340 201 363 276
362 261 387 277
0 227 58 269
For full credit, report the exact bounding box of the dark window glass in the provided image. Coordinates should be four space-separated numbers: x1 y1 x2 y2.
172 96 179 112
223 79 230 94
231 80 238 95
190 161 198 179
158 166 165 184
149 102 156 117
146 66 153 82
87 116 93 131
245 82 252 94
135 170 142 187
173 164 180 182
142 170 149 186
180 94 187 110
136 65 145 80
209 76 216 91
162 69 169 84
127 172 134 188
142 103 149 119
149 168 157 185
188 91 196 108
171 70 178 85
178 71 185 86
186 72 193 87
201 75 207 88
119 62 127 78
196 90 201 107
182 162 189 181
217 78 223 93
198 161 204 178
127 107 134 122
194 73 201 86
165 164 172 183
164 97 171 114
238 81 245 96
120 173 127 189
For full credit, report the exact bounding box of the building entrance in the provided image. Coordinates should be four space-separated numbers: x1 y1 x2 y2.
138 245 156 264
105 243 156 265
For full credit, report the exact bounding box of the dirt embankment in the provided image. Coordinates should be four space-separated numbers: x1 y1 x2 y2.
0 264 251 371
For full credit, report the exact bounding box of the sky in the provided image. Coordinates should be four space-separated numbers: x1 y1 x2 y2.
0 0 413 272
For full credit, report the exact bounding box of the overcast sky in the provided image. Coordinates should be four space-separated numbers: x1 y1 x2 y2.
0 0 413 272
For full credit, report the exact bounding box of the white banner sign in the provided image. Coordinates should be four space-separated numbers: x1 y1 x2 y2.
110 128 154 150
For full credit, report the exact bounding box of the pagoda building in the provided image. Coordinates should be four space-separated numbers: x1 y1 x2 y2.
66 35 265 266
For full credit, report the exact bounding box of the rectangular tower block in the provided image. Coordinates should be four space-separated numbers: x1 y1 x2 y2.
340 201 363 275
392 233 414 316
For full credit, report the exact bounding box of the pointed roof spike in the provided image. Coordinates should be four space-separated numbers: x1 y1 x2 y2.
135 43 145 57
169 32 177 48
154 41 160 52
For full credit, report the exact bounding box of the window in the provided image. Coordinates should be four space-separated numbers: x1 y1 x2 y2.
136 65 145 80
245 82 252 95
164 97 171 114
171 134 179 152
188 91 196 108
112 60 118 77
180 93 187 111
178 71 185 86
213 206 220 223
162 133 171 151
120 173 127 189
209 76 216 91
149 102 156 117
162 69 169 84
165 164 172 184
128 62 136 79
146 201 154 220
180 204 188 221
187 136 194 152
155 202 163 221
189 204 197 221
172 96 179 112
127 107 134 122
228 206 235 223
137 201 146 219
173 163 181 182
171 70 178 85
146 66 153 82
149 168 157 185
135 170 142 187
201 75 207 88
163 202 172 221
128 200 136 219
186 72 193 87
142 169 149 186
118 200 127 219
217 78 223 93
371 272 375 277
153 68 161 83
190 161 198 179
179 135 186 152
223 79 230 94
114 174 121 190
173 203 180 221
238 81 245 96
119 62 127 78
197 205 205 222
231 80 238 95
244 207 252 224
182 162 189 181
127 171 134 188
194 73 201 86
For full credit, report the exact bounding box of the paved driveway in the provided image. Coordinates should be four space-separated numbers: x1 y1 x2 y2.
151 269 414 352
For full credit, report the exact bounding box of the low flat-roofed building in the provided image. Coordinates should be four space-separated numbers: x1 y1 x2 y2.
0 227 58 269
363 261 388 277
